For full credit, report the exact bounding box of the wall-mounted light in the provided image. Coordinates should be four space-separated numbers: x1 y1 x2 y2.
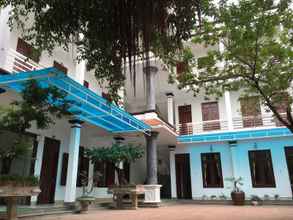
168 145 176 151
228 140 237 147
210 145 213 152
254 142 258 149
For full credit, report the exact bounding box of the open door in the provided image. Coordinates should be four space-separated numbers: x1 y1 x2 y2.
285 147 293 197
37 137 60 204
175 154 192 199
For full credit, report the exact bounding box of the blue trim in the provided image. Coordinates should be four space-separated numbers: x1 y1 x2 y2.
177 127 293 143
0 67 151 134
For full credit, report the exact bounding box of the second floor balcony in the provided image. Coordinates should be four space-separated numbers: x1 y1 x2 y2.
176 113 288 135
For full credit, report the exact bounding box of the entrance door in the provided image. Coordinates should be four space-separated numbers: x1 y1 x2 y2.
285 147 293 196
175 154 192 199
178 105 192 135
38 137 60 204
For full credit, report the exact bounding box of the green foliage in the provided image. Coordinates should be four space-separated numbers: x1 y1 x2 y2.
177 0 293 131
0 0 202 102
0 175 39 186
0 80 71 134
0 131 32 160
0 80 71 173
86 143 144 166
225 177 244 192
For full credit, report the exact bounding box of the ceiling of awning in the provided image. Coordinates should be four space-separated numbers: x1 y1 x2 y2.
0 67 151 135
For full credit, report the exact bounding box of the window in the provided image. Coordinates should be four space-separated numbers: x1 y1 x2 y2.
60 153 69 186
176 61 187 77
249 150 276 188
240 96 263 128
201 102 221 131
16 38 41 63
94 161 115 187
273 93 289 127
178 105 192 135
53 61 68 74
201 153 224 188
76 147 89 187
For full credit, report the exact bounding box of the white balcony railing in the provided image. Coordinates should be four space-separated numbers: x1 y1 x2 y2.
176 113 287 135
4 49 45 73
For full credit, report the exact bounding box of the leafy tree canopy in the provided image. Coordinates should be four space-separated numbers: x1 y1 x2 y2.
86 143 144 166
176 0 293 132
0 80 72 174
0 0 202 102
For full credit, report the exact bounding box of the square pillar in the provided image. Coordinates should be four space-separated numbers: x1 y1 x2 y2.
169 146 177 199
145 131 159 184
228 141 238 178
31 135 45 204
144 66 158 111
0 6 12 69
224 91 234 130
64 119 83 204
166 93 175 125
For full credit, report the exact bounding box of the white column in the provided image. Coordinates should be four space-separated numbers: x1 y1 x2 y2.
0 6 12 69
166 93 174 125
169 147 177 199
31 135 45 204
75 60 86 85
144 66 158 111
224 91 234 130
229 142 238 178
64 120 83 204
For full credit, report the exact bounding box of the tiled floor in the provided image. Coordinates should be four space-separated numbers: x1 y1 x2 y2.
37 204 293 220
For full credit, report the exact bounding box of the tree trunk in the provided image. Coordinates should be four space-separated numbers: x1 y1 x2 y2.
1 157 12 175
115 167 128 186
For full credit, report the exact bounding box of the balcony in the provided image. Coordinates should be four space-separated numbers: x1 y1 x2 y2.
3 49 45 74
176 113 287 135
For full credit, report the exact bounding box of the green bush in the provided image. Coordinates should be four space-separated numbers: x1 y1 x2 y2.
0 175 39 187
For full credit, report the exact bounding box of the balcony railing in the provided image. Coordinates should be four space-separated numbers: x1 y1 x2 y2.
177 113 287 135
4 49 45 73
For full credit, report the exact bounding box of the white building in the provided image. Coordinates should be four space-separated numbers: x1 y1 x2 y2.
0 5 293 207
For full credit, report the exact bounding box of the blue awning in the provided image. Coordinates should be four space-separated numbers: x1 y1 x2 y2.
0 67 151 134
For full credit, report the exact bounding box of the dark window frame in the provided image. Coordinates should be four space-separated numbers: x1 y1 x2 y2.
201 152 224 188
248 150 276 188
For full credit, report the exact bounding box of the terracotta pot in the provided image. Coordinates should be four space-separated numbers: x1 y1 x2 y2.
231 191 245 205
77 197 95 214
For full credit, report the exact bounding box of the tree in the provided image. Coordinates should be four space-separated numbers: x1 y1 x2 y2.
0 0 202 102
176 0 293 132
0 80 72 174
86 143 144 185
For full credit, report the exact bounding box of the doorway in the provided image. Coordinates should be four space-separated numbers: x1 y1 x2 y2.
37 137 60 204
178 105 192 135
175 154 192 199
285 147 293 196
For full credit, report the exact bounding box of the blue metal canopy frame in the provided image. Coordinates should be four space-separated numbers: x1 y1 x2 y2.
177 127 292 143
0 67 151 134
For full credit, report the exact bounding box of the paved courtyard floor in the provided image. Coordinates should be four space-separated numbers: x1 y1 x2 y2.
38 204 293 220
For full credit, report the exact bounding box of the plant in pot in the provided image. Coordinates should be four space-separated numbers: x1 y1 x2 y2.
86 143 144 209
76 171 98 214
225 177 245 205
0 80 72 220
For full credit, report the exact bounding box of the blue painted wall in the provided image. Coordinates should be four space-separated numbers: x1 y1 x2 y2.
173 135 293 200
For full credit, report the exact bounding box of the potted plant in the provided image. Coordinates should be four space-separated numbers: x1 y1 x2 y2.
76 171 97 214
0 80 71 220
226 177 245 205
